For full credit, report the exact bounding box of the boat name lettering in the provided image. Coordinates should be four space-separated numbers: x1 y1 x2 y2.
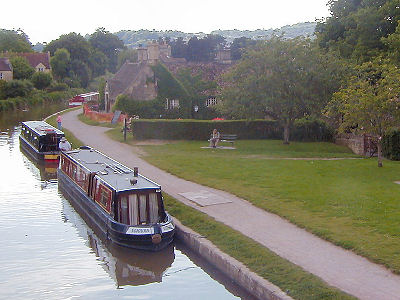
126 227 154 235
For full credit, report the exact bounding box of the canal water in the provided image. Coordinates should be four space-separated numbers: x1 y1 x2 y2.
0 106 253 300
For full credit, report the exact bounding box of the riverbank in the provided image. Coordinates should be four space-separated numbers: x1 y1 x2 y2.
54 109 400 300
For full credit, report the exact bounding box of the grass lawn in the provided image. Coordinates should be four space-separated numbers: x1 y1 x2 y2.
138 140 400 274
164 193 355 300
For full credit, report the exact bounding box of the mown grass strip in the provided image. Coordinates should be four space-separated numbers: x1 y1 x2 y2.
164 194 356 300
140 140 400 274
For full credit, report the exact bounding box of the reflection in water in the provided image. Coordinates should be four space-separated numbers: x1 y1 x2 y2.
62 197 175 288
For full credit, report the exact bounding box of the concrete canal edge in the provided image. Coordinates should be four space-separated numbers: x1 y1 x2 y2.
173 218 293 300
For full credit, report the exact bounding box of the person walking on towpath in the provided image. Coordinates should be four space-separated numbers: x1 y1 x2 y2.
57 114 62 130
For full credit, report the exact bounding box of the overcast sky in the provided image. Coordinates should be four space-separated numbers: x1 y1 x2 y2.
3 0 330 44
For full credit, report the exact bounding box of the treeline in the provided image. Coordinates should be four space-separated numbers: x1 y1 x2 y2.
218 0 400 166
114 22 316 48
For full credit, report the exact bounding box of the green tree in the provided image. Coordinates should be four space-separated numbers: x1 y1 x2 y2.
316 0 400 61
0 29 32 52
10 56 35 80
4 80 33 98
88 49 108 77
220 37 344 144
176 68 217 118
50 48 70 80
89 28 124 72
230 37 257 60
327 58 400 167
44 33 91 63
31 72 52 90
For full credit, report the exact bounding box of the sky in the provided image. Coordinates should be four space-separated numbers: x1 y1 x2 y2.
3 0 331 44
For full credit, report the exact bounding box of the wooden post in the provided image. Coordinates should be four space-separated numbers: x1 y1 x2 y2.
123 118 127 141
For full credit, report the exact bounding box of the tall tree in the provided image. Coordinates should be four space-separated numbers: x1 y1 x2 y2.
327 58 400 167
230 37 257 60
0 29 32 52
50 48 71 80
220 37 344 144
10 56 35 80
316 0 400 61
89 28 124 73
44 33 91 64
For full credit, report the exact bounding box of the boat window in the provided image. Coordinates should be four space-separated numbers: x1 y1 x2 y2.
149 193 159 223
117 192 161 225
128 194 138 225
120 197 128 224
139 195 147 224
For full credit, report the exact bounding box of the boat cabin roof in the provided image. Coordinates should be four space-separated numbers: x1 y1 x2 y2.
64 147 160 192
22 121 64 137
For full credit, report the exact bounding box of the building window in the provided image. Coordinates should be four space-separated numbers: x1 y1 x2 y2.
0 73 3 79
206 97 217 107
38 67 44 72
165 98 180 110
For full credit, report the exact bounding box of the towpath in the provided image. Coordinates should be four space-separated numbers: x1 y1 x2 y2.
62 109 400 300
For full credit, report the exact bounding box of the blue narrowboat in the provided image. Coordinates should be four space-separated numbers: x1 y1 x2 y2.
19 121 64 162
57 146 175 251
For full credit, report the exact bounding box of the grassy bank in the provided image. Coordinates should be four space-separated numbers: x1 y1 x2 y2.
138 140 400 274
164 194 355 300
46 109 84 148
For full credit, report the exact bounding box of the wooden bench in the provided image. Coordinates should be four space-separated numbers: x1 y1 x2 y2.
219 134 237 146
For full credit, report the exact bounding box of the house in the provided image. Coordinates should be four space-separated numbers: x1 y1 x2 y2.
18 52 51 73
0 52 51 74
0 58 13 81
104 41 232 113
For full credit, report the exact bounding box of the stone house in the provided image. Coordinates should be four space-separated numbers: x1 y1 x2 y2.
0 52 52 74
0 58 13 81
17 52 51 73
104 41 232 113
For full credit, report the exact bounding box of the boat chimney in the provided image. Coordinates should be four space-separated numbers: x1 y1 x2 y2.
134 167 138 177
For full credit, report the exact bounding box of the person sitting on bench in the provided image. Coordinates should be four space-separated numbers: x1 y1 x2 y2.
209 129 220 148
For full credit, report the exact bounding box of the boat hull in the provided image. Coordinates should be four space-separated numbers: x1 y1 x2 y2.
58 169 175 251
19 136 60 162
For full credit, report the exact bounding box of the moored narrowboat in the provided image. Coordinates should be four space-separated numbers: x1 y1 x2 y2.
19 121 64 162
57 146 175 251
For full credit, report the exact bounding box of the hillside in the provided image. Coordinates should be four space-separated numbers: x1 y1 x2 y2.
115 22 316 48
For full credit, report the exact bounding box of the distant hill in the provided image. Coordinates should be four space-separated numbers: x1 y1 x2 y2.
115 22 316 48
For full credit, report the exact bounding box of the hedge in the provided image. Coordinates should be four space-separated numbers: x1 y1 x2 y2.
382 129 400 160
132 119 334 142
0 88 83 112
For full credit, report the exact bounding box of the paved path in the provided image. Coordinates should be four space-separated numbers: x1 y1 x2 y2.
62 109 400 300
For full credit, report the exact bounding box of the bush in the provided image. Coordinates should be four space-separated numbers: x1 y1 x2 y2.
292 118 334 142
4 80 33 98
47 82 69 92
382 129 400 160
31 72 52 90
132 119 334 141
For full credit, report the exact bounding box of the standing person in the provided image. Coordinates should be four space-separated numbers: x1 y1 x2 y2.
59 137 71 151
57 114 62 130
209 128 220 148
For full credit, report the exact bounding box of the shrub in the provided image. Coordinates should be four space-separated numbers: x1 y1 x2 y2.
31 72 52 90
382 129 400 160
4 80 33 98
47 82 69 92
132 119 333 141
